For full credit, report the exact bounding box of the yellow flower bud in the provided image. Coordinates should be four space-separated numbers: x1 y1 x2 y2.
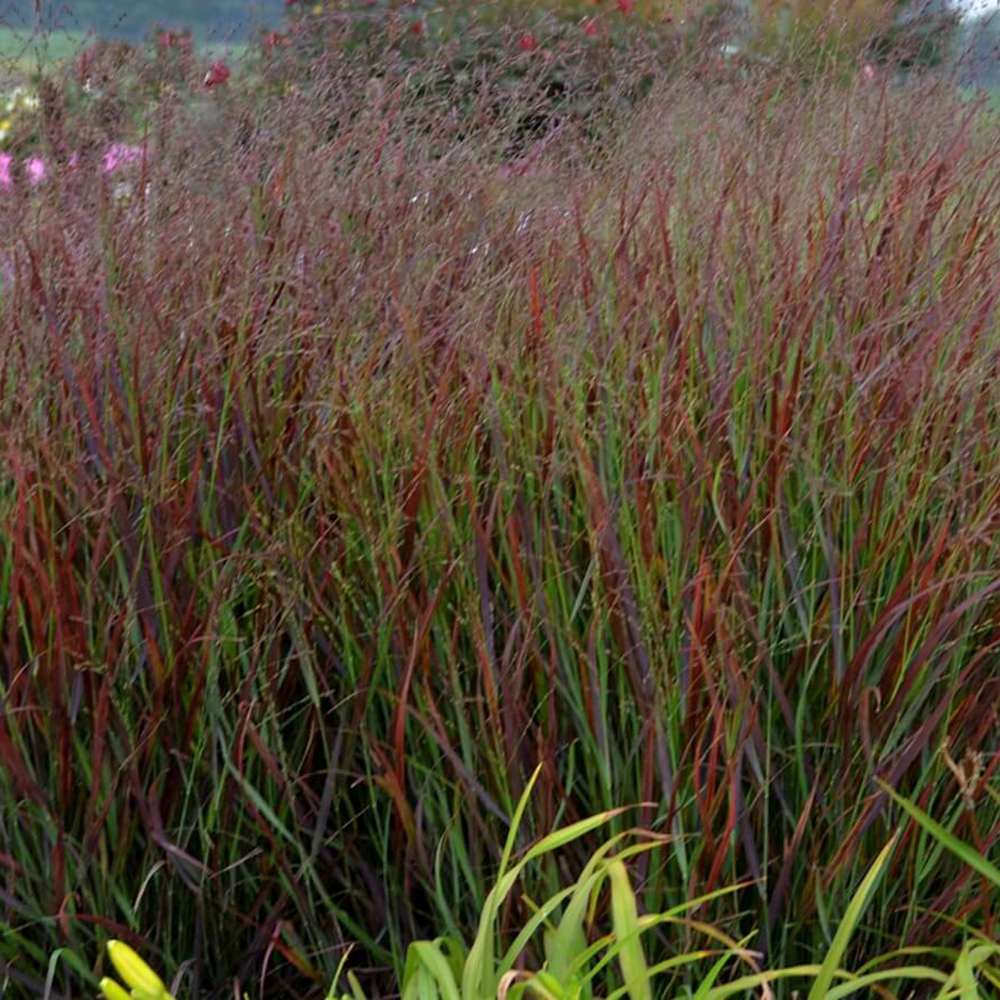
106 941 167 997
98 978 132 1000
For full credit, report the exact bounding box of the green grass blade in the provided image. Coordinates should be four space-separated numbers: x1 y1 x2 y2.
522 809 630 867
703 965 824 998
607 860 651 1000
501 882 582 978
498 765 543 881
410 942 461 1000
544 837 653 985
806 834 898 1000
690 950 736 1000
823 966 949 999
346 971 368 1000
464 802 627 1000
955 946 977 1000
462 765 542 1000
878 780 1000 889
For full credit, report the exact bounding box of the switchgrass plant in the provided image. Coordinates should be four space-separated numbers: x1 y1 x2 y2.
0 18 999 1000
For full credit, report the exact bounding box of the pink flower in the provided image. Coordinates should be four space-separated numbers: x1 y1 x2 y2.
25 156 46 186
582 16 599 37
204 60 231 88
518 32 538 52
103 143 144 174
616 0 635 12
0 153 12 190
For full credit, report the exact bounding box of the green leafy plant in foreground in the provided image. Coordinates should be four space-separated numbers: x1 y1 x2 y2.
328 764 758 1000
90 772 1000 999
327 773 1000 999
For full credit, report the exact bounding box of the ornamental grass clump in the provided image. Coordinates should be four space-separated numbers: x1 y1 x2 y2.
1 12 999 999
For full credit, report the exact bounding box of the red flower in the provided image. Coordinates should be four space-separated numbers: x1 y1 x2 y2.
616 0 635 13
582 16 599 37
285 0 299 5
518 32 538 52
203 60 231 88
409 19 424 36
263 30 286 52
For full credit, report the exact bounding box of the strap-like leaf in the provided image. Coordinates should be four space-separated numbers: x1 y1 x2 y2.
608 860 651 1000
878 780 1000 889
806 834 897 1000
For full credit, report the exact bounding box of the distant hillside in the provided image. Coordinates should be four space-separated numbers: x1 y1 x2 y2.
1 0 285 40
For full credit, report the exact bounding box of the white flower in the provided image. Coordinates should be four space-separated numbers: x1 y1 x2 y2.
6 86 39 113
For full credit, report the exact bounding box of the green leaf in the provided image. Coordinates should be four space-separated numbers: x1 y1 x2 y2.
524 970 576 1000
325 946 360 1000
522 809 629 868
401 961 439 1000
702 965 824 998
44 946 95 995
463 765 543 1000
607 860 651 1000
607 951 717 1000
692 947 744 1000
934 943 1000 1000
544 835 650 987
463 773 624 1000
659 882 755 921
823 966 948 999
955 946 978 1000
345 971 368 1000
806 834 898 1000
501 881 583 980
410 941 461 1000
878 780 1000 889
498 766 543 882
